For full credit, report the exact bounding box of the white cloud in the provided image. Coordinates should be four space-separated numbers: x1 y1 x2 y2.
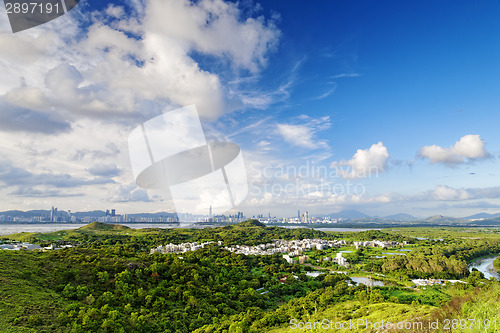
277 124 318 149
407 185 500 203
0 0 280 210
331 142 389 179
431 185 472 201
111 184 152 202
145 0 279 72
311 84 337 101
105 4 126 19
0 0 281 122
277 116 330 149
418 134 489 165
257 140 272 151
330 73 360 79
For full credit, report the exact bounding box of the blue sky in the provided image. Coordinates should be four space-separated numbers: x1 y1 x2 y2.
0 0 499 217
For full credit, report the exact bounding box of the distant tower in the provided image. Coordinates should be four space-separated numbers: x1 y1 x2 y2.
298 210 300 220
106 210 110 216
50 206 55 222
209 206 212 219
111 209 116 217
304 211 309 223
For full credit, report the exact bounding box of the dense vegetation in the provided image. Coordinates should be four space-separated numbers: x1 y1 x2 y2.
494 256 500 271
1 221 499 332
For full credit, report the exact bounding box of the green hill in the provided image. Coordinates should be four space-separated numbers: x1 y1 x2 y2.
78 222 131 231
234 219 267 228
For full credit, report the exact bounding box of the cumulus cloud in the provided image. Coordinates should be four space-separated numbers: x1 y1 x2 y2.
418 135 489 165
430 185 472 201
145 0 280 72
331 142 390 179
0 0 280 208
111 184 152 202
0 0 281 125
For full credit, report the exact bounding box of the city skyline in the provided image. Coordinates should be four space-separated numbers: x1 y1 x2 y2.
1 1 500 217
1 204 499 224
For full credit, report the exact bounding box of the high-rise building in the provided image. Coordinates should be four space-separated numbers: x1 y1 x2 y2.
111 209 116 217
50 206 58 222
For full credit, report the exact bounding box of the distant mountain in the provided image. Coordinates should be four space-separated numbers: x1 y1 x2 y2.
0 210 50 217
464 212 500 220
423 215 461 223
383 213 418 221
325 209 369 220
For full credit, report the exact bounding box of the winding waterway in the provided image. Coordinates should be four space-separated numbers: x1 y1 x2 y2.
350 276 385 287
468 256 499 280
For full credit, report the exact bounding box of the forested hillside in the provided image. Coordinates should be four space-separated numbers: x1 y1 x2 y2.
1 222 499 332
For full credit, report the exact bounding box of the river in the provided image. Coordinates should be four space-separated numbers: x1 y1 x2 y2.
0 223 378 236
350 276 385 287
468 256 500 280
0 222 213 236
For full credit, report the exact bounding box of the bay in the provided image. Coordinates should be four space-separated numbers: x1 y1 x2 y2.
0 222 214 236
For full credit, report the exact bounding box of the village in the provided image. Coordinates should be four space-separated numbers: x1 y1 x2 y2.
0 242 75 251
149 238 410 269
148 238 472 288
